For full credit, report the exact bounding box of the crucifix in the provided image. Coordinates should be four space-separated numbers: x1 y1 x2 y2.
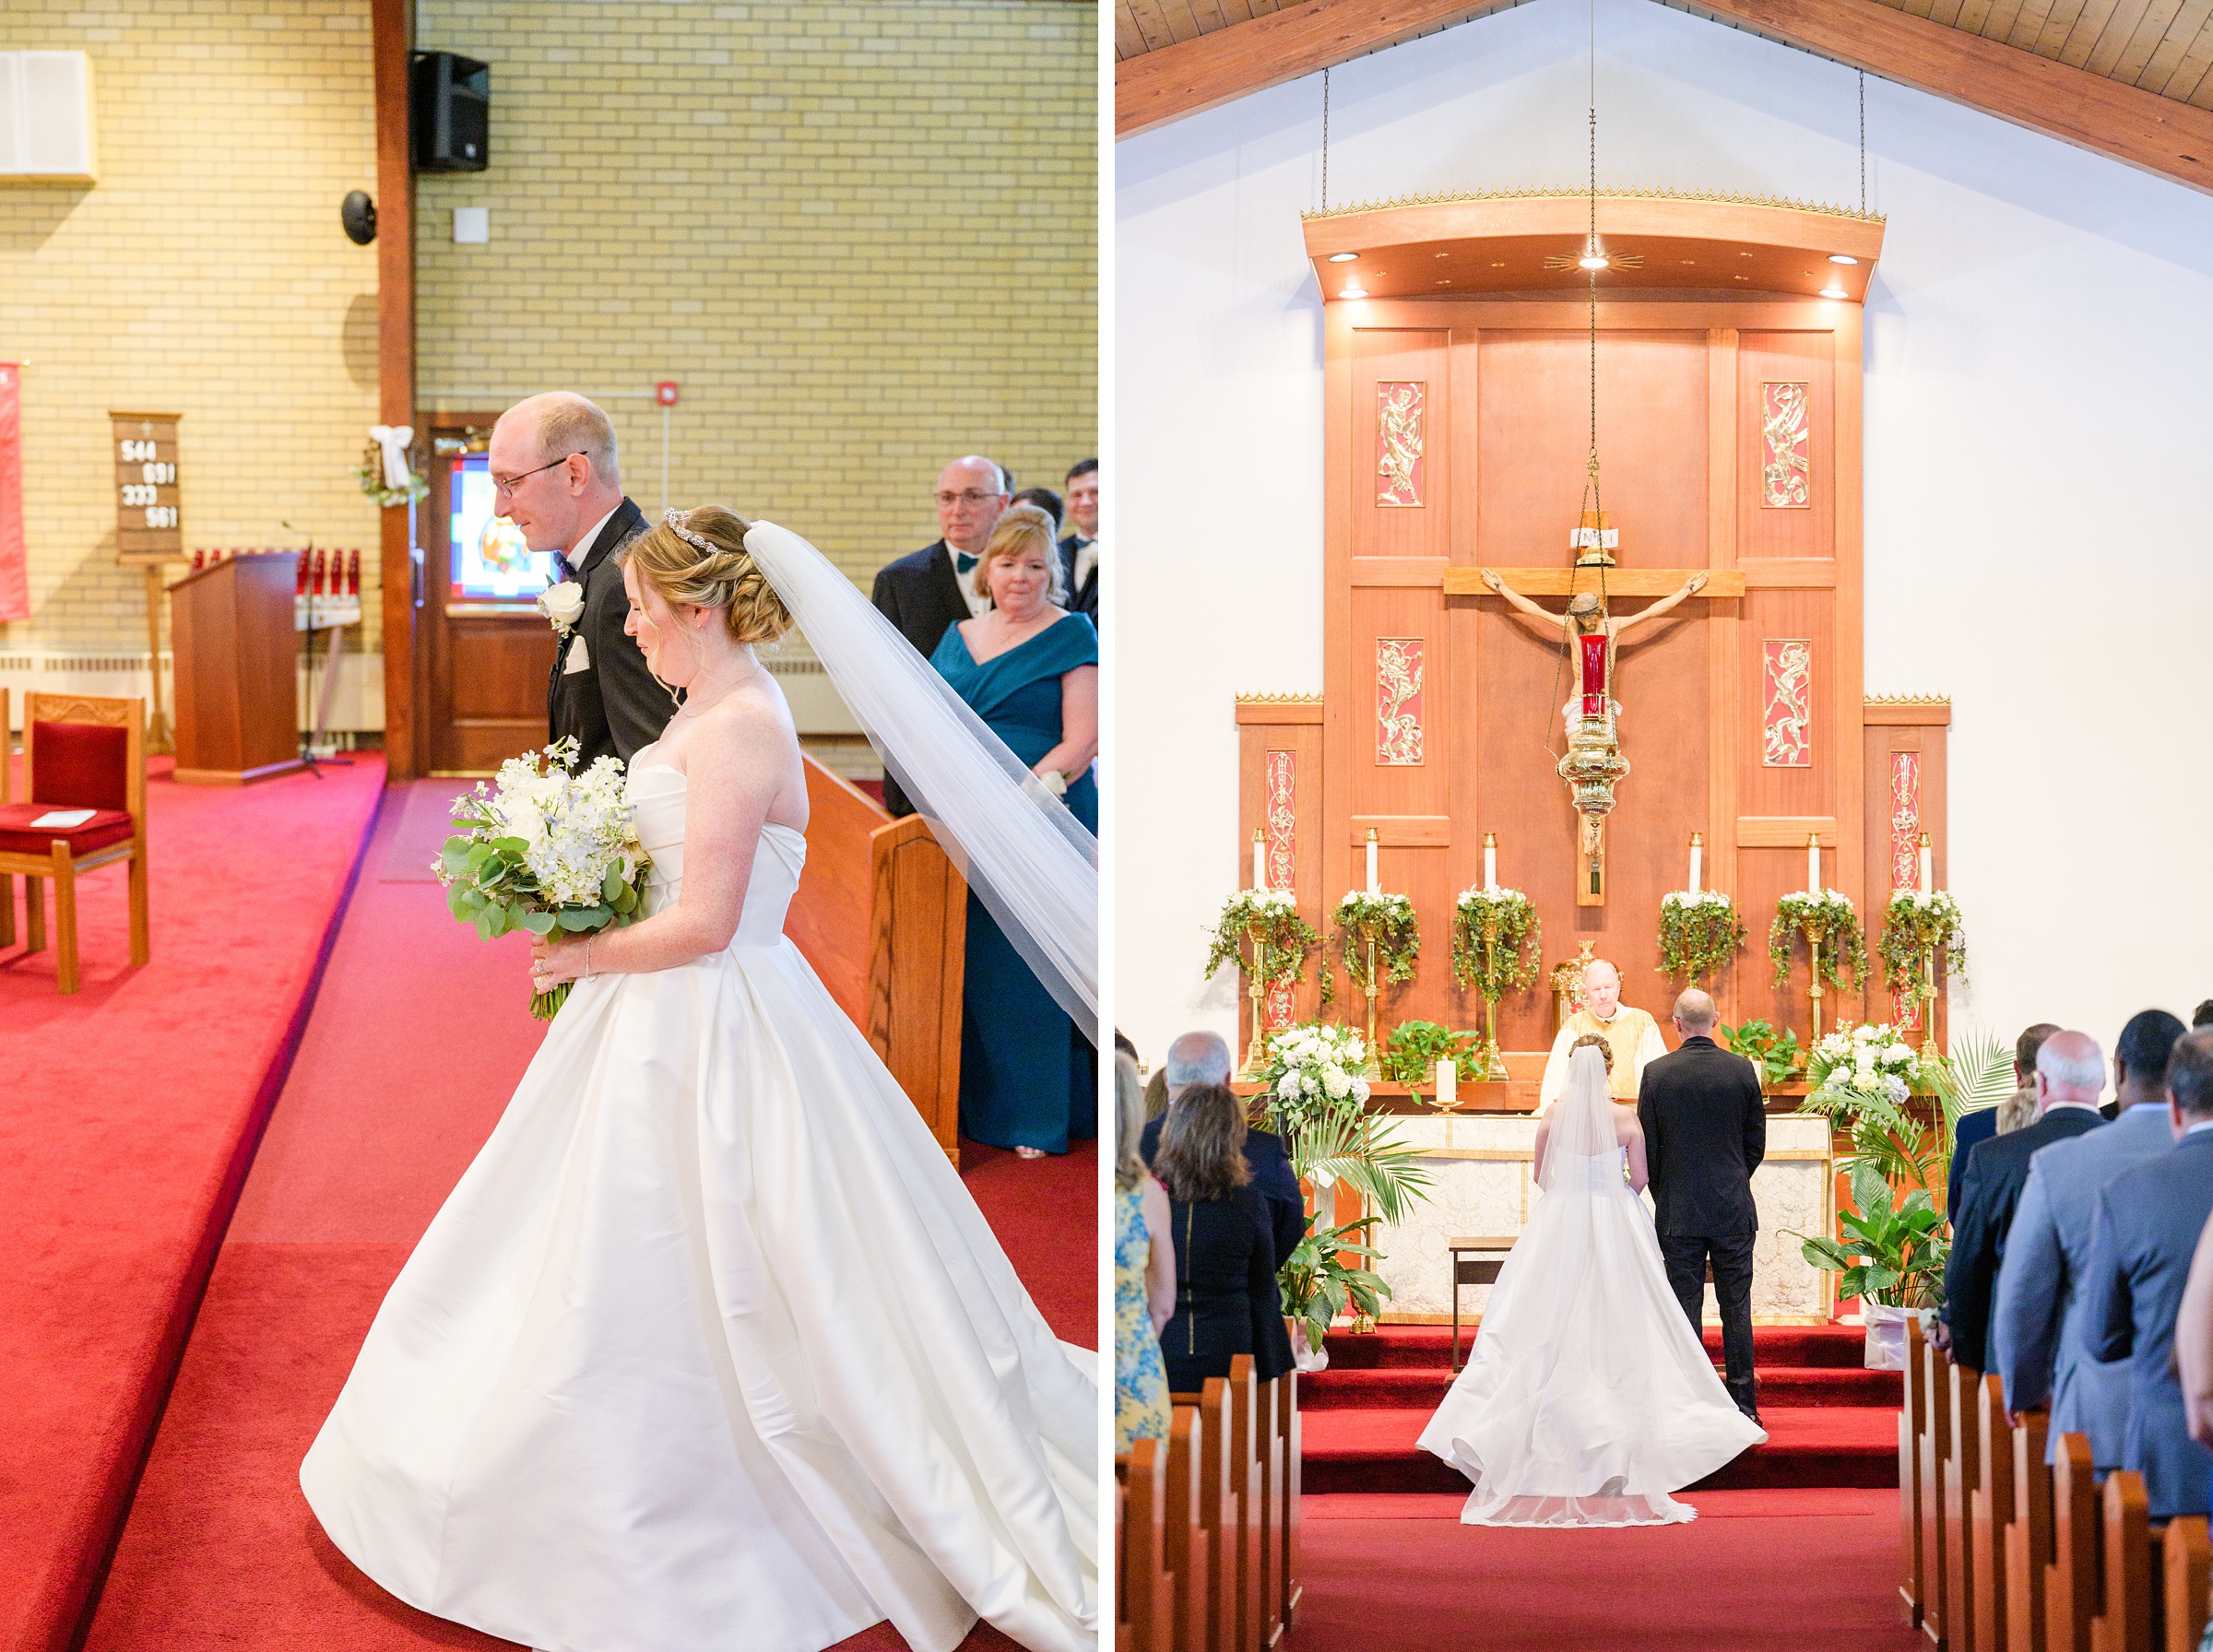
1455 554 1734 905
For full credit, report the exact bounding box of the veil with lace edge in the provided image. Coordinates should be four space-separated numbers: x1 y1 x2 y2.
743 521 1099 1041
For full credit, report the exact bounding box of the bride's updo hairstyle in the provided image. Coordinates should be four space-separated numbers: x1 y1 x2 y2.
620 505 792 646
1568 1032 1615 1073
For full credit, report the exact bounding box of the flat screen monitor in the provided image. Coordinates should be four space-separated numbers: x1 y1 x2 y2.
448 454 555 601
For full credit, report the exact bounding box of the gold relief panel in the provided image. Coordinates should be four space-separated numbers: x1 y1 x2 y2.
1265 749 1297 1029
1761 639 1813 768
1889 749 1923 1029
1760 381 1811 509
1376 381 1425 508
1376 638 1426 766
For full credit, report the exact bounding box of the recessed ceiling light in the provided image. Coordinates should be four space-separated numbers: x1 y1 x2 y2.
1329 251 1360 263
1819 286 1848 299
1490 261 1506 268
1579 254 1609 271
1435 252 1451 259
1341 282 1367 299
1828 254 1859 265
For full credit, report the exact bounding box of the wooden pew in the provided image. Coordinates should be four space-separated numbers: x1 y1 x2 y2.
2090 1469 2150 1652
2007 1409 2051 1652
1117 1477 1130 1652
1189 1380 1239 1652
1248 1363 1282 1649
1949 1358 1982 1651
787 756 965 1161
1906 1316 1928 1628
1225 1356 1264 1652
1978 1374 2016 1652
1926 1337 1955 1646
2161 1515 2209 1652
1118 1437 1175 1652
1276 1371 1302 1634
1165 1407 1211 1652
2048 1433 2098 1652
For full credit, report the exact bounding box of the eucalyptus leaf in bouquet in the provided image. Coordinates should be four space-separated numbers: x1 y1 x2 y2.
437 738 652 1020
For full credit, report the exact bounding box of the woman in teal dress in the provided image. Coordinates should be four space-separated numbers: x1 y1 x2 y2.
928 503 1098 1156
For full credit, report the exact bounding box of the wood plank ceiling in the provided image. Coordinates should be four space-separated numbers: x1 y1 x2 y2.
1115 0 2213 106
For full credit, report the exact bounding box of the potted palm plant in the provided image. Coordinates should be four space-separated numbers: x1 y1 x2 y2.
1784 1163 1947 1369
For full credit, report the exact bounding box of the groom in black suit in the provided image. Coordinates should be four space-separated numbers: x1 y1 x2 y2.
1638 987 1768 1421
870 454 1009 816
489 392 674 769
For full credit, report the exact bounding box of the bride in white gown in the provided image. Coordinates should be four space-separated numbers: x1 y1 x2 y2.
1417 1042 1764 1527
301 506 1096 1652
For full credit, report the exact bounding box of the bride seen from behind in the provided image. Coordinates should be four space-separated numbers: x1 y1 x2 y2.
300 505 1097 1652
1417 1041 1764 1528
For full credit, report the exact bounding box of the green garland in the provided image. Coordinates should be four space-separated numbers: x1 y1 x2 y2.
1656 890 1746 985
1332 889 1420 997
1876 889 1967 993
1450 886 1542 997
1204 887 1330 1004
1768 889 1867 990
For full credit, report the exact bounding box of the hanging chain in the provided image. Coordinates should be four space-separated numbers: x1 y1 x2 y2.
1321 68 1331 210
1859 71 1866 214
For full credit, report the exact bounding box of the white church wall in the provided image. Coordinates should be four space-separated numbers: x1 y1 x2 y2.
1116 0 2213 1073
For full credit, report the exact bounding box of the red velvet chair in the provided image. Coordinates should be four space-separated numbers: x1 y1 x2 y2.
0 692 148 992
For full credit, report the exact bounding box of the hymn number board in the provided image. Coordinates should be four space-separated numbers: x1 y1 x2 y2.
110 411 182 563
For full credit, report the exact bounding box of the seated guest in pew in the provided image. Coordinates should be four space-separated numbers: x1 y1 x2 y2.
1152 1081 1297 1396
1140 1030 1307 1268
1117 1052 1176 1455
2176 1208 2213 1461
2195 1000 2213 1031
1994 1009 2187 1470
1938 1030 2108 1369
1951 1022 2059 1223
2082 1029 2213 1519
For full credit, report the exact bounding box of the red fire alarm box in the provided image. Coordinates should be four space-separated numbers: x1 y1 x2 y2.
655 382 680 407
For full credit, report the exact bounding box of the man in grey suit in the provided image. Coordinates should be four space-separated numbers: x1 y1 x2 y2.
2081 1029 2213 1518
1992 1009 2186 1469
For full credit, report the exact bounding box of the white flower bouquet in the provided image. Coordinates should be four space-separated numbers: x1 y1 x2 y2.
1203 886 1327 1002
1808 1020 1925 1106
1657 888 1746 985
437 738 652 1020
1263 1022 1373 1147
1769 887 1867 988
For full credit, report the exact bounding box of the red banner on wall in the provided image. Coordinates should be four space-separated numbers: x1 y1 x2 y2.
0 363 25 624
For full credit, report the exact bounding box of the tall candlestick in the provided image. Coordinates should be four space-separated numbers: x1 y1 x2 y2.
1366 828 1379 896
1252 828 1266 891
1437 1056 1457 1112
1484 832 1497 892
1688 832 1703 894
1919 832 1933 897
1806 833 1821 895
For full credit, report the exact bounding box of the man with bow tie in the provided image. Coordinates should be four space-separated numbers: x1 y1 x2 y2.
870 453 1010 816
1058 458 1098 625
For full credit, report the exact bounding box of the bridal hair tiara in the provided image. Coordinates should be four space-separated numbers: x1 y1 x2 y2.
663 508 716 557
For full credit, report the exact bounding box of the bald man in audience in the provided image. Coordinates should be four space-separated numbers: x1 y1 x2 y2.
1939 1030 2108 1370
1138 1030 1307 1268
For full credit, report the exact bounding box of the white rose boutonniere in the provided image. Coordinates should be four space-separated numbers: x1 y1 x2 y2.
538 579 586 639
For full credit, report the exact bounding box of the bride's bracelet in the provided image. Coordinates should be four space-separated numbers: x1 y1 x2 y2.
584 935 593 980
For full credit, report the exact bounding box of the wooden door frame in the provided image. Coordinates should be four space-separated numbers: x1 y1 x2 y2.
373 0 419 778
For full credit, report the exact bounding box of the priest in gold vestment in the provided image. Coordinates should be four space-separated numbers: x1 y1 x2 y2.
1538 958 1667 1110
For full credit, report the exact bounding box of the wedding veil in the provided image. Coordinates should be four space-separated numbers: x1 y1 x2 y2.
1537 1044 1620 1196
742 521 1099 1039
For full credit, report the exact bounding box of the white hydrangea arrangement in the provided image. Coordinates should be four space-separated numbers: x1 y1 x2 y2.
1808 1021 1923 1105
437 738 651 1019
1263 1021 1374 1154
1657 888 1746 985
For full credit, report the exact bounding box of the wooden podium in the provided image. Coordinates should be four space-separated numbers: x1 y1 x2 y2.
167 552 306 785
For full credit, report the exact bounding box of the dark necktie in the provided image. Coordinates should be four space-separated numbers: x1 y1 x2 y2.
552 548 574 583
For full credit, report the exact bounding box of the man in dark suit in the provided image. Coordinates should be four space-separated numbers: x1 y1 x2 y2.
1057 458 1097 624
2081 1029 2213 1518
1138 1029 1306 1269
870 454 1008 816
1638 987 1766 1420
489 392 671 770
1940 1029 2107 1371
1950 1022 2059 1221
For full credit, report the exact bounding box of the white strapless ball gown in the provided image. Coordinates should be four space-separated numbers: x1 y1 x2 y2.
301 752 1097 1651
1416 1150 1766 1527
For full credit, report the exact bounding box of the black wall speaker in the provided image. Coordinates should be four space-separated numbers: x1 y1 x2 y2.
411 52 489 172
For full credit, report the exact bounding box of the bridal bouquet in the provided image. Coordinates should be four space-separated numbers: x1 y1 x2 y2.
436 738 651 1020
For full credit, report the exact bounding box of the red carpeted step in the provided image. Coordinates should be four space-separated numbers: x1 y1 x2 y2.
1299 1362 1899 1410
1320 1321 1871 1369
1299 1404 1899 1494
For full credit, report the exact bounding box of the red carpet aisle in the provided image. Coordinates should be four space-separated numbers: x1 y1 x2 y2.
0 753 385 1652
82 781 1091 1652
1289 1321 1910 1647
1295 1489 1923 1650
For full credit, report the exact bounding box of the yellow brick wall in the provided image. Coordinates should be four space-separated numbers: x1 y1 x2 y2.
413 0 1098 594
0 0 384 657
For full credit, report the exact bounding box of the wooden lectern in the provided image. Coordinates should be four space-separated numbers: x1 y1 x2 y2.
167 552 305 785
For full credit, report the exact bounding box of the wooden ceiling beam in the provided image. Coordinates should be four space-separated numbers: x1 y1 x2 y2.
1115 0 1528 137
1116 0 2213 196
1667 0 2213 195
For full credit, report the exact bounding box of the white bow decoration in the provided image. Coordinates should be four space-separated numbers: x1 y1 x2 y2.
369 425 415 491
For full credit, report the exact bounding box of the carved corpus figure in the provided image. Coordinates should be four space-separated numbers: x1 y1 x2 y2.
1478 567 1709 719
